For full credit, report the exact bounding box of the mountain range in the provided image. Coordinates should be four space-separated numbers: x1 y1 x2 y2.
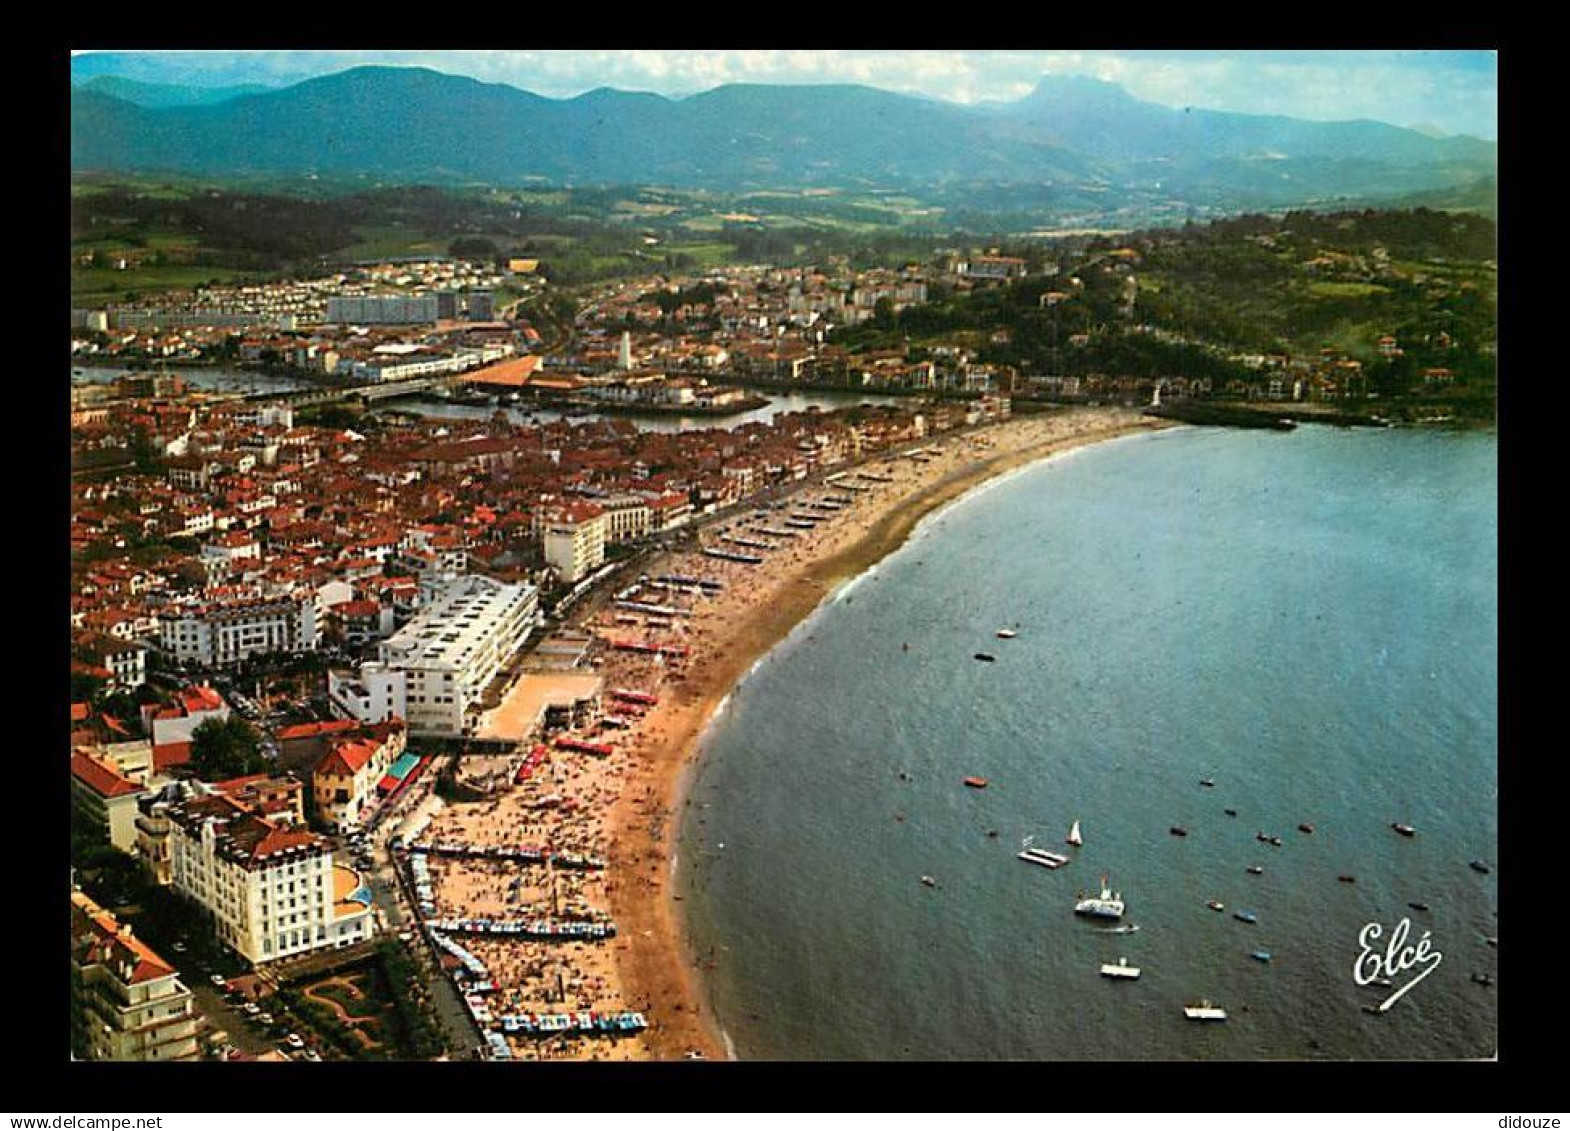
71 65 1496 212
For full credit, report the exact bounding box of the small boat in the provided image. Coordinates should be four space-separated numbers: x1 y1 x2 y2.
920 875 937 888
1268 836 1283 847
1392 823 1417 838
1098 923 1141 935
1100 957 1141 980
1018 847 1070 870
1298 823 1315 834
1234 911 1258 924
1066 820 1083 847
1250 950 1272 963
1338 874 1357 884
1199 777 1215 788
1470 860 1491 874
973 652 997 663
1224 808 1238 817
1207 900 1225 912
1074 877 1126 921
963 776 989 789
1472 973 1493 987
1362 1003 1383 1015
995 629 1018 640
1170 826 1188 837
1484 937 1498 948
1247 866 1264 876
1183 1000 1228 1022
1408 901 1431 913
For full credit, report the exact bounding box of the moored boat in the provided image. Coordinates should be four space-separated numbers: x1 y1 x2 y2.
1074 877 1126 920
963 776 989 789
1469 860 1491 874
973 652 997 663
1100 957 1141 980
1233 911 1258 924
1298 823 1315 834
1170 826 1188 837
1392 823 1417 837
1338 874 1357 884
1018 847 1070 870
1184 1000 1228 1022
1246 866 1264 876
1207 900 1225 912
1251 950 1272 963
995 629 1018 639
1066 819 1083 847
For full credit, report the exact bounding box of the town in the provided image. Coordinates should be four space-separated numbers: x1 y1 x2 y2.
70 208 1493 1062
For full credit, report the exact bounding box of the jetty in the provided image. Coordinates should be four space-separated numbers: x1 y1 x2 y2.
427 917 618 940
497 1011 648 1037
703 547 764 564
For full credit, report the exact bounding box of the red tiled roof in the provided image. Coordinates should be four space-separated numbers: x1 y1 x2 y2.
153 740 192 771
71 891 177 985
275 719 359 742
72 751 142 798
316 736 381 778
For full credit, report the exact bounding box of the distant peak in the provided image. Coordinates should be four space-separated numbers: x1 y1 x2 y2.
1027 73 1137 102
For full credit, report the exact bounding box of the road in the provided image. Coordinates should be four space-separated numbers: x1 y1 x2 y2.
362 755 486 1058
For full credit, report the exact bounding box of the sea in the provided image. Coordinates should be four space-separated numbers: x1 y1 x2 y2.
676 422 1498 1061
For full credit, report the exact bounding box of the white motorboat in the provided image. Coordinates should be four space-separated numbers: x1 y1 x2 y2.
1100 957 1141 980
1074 877 1125 920
1184 1000 1228 1021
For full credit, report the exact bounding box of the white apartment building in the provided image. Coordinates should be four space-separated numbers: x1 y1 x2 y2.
166 794 374 965
597 495 654 545
335 574 537 737
542 504 607 584
158 590 321 668
71 891 201 1062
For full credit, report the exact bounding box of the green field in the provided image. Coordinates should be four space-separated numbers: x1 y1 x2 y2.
1305 281 1391 299
72 265 266 305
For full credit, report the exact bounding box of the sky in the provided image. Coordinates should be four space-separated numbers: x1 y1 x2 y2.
70 49 1500 140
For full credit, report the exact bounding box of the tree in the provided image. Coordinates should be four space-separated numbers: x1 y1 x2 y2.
190 715 267 781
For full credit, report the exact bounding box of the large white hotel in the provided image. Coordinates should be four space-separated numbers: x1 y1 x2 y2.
164 792 375 965
330 573 538 737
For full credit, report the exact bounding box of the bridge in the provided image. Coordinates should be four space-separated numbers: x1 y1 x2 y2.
245 373 470 408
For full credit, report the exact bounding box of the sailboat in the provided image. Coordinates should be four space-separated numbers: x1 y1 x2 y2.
1067 820 1083 847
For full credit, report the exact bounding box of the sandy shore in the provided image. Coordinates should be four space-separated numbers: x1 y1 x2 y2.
413 407 1172 1060
596 406 1176 1060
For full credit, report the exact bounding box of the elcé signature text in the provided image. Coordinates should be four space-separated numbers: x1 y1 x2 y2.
1354 916 1442 1011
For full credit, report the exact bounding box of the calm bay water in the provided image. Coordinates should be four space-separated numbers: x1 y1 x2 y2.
677 423 1498 1060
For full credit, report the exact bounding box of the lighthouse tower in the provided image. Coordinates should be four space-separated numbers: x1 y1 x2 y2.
618 331 633 371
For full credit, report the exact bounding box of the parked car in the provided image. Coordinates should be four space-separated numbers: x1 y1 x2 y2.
256 1012 274 1026
241 1002 261 1017
210 974 227 987
285 1033 305 1050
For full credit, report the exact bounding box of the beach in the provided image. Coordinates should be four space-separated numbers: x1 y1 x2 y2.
417 405 1173 1060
